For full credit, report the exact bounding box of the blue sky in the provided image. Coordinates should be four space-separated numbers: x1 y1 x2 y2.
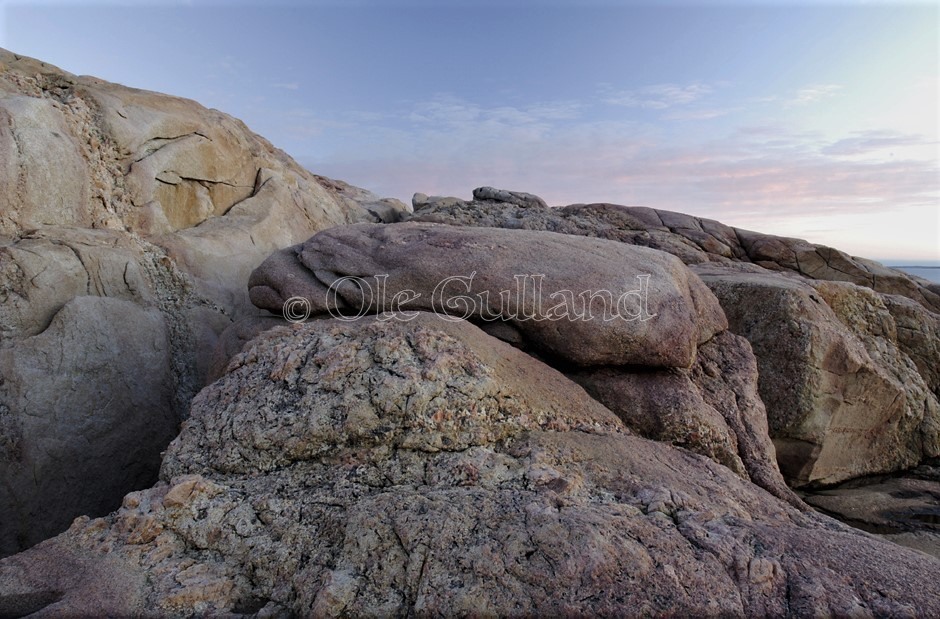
1 0 937 261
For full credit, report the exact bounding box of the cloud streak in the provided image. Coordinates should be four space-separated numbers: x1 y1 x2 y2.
788 84 842 106
821 130 935 156
602 82 712 109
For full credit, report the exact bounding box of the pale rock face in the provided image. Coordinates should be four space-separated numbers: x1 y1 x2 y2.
0 296 176 554
1 315 938 617
248 222 728 368
0 48 398 556
695 267 940 486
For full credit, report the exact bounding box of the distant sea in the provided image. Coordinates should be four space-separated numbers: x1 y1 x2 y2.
883 262 940 285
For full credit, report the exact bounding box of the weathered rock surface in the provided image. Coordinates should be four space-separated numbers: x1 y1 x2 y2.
570 331 800 506
408 188 940 486
696 266 940 486
410 189 940 313
204 315 289 384
0 48 393 556
248 222 727 368
2 315 939 617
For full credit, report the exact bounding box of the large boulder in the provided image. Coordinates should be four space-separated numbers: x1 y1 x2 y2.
696 266 940 486
2 315 937 617
0 48 398 556
410 188 940 313
248 222 727 368
408 188 940 486
246 222 800 503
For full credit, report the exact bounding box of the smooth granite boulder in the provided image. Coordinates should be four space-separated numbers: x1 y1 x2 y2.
249 222 727 368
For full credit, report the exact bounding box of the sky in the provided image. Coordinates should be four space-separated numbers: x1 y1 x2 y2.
1 0 937 262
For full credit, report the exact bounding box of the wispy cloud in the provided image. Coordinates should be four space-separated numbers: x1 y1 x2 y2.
663 107 738 121
272 82 300 91
789 84 842 105
409 95 581 127
303 95 938 234
603 82 712 109
822 130 934 156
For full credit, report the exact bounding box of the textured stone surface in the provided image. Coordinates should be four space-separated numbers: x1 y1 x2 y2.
570 331 800 507
0 296 176 554
1 315 938 617
204 315 289 383
249 222 727 368
0 48 390 556
697 266 940 486
408 187 940 486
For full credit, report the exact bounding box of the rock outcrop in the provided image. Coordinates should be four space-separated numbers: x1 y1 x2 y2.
2 40 938 613
0 48 401 556
411 189 940 312
408 189 940 486
248 222 727 368
696 266 940 486
2 315 938 617
246 221 803 507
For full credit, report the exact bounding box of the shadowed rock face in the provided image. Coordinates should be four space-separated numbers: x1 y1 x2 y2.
407 188 940 487
2 315 938 617
0 48 402 556
569 330 799 506
801 459 940 560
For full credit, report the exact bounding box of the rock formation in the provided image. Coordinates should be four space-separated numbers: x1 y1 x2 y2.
248 222 727 368
408 189 940 487
2 43 938 615
2 315 938 617
0 48 405 556
246 222 804 504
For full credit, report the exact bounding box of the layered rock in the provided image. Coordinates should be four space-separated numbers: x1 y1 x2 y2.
2 315 938 617
410 188 940 313
408 188 940 486
0 48 399 556
246 222 804 507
